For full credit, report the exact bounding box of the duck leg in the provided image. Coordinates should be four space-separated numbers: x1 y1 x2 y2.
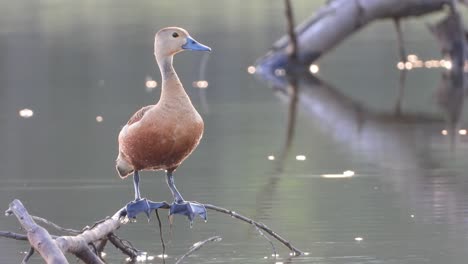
166 171 207 223
124 171 169 219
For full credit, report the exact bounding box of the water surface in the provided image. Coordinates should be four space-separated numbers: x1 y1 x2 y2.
1 1 468 263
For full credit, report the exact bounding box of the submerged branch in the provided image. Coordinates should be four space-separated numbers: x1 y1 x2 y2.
174 236 222 264
107 233 139 260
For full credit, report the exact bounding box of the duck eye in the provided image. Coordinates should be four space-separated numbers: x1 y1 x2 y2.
172 32 179 38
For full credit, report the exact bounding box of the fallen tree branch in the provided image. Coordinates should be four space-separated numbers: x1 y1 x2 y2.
6 199 69 264
5 199 124 264
256 0 451 73
3 199 303 263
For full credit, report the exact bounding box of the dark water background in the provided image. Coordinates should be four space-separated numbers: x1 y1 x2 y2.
1 1 468 263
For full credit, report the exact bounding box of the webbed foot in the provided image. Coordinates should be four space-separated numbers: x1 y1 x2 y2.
125 198 169 219
169 201 207 224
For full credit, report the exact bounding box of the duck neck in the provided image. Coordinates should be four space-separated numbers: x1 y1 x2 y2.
155 53 190 104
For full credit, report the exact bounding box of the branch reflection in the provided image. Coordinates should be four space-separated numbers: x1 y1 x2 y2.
254 63 467 225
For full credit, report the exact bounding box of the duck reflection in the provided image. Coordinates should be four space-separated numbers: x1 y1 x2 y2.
429 9 468 146
436 70 466 140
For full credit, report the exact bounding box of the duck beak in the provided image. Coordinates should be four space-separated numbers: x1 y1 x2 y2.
182 36 211 52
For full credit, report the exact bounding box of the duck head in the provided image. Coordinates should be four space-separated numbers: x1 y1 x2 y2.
154 27 211 58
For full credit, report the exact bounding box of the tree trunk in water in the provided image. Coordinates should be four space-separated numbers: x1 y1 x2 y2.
256 0 450 74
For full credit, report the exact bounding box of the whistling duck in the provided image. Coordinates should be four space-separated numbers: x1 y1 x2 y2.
116 27 211 222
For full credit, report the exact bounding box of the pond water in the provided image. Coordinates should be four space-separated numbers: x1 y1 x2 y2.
1 1 468 263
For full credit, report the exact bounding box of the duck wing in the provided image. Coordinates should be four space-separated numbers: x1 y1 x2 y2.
127 105 153 126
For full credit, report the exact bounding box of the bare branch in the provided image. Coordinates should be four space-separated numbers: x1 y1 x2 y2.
7 199 69 264
6 200 124 264
257 0 450 70
205 204 303 256
174 236 222 264
0 231 28 240
32 215 81 235
54 208 125 254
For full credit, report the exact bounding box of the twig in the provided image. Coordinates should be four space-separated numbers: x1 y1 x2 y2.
0 231 28 240
155 209 166 264
0 231 58 240
32 215 81 235
22 247 34 264
86 217 111 231
205 204 303 256
254 225 277 258
285 0 299 61
174 236 222 264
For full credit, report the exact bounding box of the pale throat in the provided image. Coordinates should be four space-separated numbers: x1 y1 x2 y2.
155 52 175 80
154 52 189 103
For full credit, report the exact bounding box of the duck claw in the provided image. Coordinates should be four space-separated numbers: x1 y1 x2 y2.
124 198 169 219
169 201 207 224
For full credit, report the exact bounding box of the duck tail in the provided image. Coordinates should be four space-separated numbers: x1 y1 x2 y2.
116 155 134 179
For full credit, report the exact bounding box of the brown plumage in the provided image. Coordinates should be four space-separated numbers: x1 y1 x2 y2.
116 27 206 178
